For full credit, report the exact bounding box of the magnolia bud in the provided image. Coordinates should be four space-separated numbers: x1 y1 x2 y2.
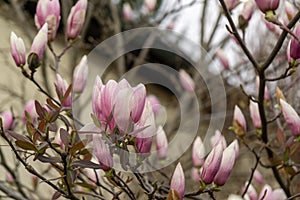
192 136 205 167
249 101 262 128
34 0 60 41
253 170 264 185
289 23 300 60
123 3 132 21
30 23 48 61
241 0 255 22
224 0 239 11
10 32 26 67
216 49 230 70
214 145 236 186
73 55 88 93
147 95 161 117
93 134 113 171
156 126 168 159
179 69 195 92
145 0 157 12
0 110 13 130
66 0 88 40
201 143 223 184
233 105 247 136
280 99 300 136
170 163 185 200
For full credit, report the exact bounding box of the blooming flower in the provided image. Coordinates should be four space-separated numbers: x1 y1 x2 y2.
34 0 60 41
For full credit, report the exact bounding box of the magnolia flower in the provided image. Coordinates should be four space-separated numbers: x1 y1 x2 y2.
280 99 300 136
145 0 157 12
135 100 155 154
179 69 195 92
66 0 88 39
93 134 113 171
289 23 300 60
255 0 279 13
34 0 60 41
227 139 239 161
147 95 161 117
123 3 132 21
214 144 236 186
23 100 38 123
30 23 48 60
0 110 13 130
241 0 255 22
192 136 205 167
224 0 239 11
201 143 223 184
216 48 230 69
10 32 26 67
210 130 227 149
233 105 247 136
170 163 185 200
156 126 168 159
244 182 258 200
253 170 264 185
55 74 72 107
73 55 88 93
249 101 261 128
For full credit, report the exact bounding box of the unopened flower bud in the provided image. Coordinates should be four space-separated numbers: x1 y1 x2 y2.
156 126 168 159
170 163 185 200
289 23 300 60
66 0 88 40
233 105 247 136
0 110 13 130
192 136 205 167
216 49 230 70
249 100 261 128
224 0 239 11
145 0 157 12
73 55 88 93
123 3 132 21
10 32 26 67
30 23 48 64
179 69 195 92
280 99 300 136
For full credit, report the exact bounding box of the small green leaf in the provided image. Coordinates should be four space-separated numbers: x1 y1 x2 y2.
15 140 36 151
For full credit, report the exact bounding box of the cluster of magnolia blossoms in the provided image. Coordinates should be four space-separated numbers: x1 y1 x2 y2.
191 131 239 186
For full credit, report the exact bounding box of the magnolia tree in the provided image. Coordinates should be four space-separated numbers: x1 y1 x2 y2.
1 0 300 199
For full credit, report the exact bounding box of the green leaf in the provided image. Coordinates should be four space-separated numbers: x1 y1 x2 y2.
15 140 36 151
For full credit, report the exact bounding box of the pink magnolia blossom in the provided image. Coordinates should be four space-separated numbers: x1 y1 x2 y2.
10 32 26 67
192 136 205 167
93 134 113 171
34 0 60 41
227 139 239 161
73 55 88 93
156 126 168 159
241 0 255 22
253 170 264 185
289 23 300 60
170 163 185 200
145 0 157 12
243 182 258 200
30 23 48 60
233 105 247 135
201 143 223 184
280 99 300 136
179 69 195 92
216 48 230 69
210 130 227 149
123 3 132 21
255 0 279 13
135 100 155 154
1 110 13 130
191 167 201 182
66 0 88 39
55 74 72 107
214 144 236 186
249 100 262 128
224 0 239 11
147 95 161 116
23 100 38 123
